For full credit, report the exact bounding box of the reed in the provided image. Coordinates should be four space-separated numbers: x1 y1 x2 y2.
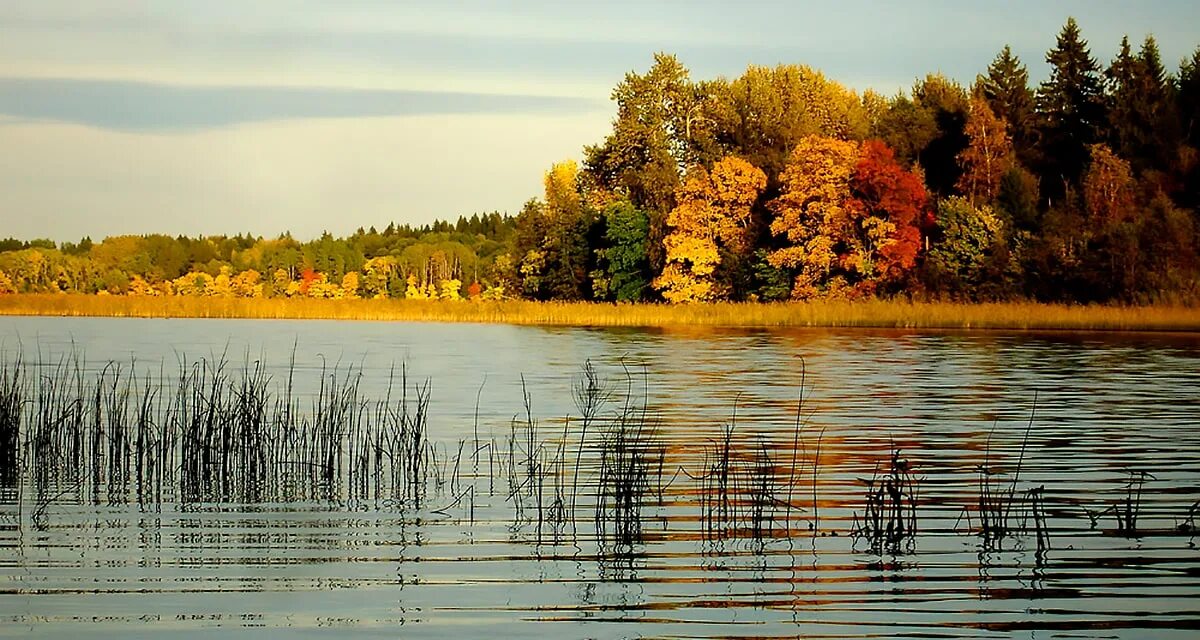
0 354 22 487
967 400 1039 547
4 294 1200 332
0 347 1181 574
1178 501 1198 536
10 349 445 512
594 384 663 555
850 448 921 554
1110 470 1154 536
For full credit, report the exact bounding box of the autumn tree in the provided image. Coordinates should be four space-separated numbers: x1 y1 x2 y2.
767 137 860 298
768 137 929 298
1073 144 1142 298
511 161 597 300
707 64 869 180
852 141 930 286
655 156 767 302
1082 144 1136 229
956 97 1015 204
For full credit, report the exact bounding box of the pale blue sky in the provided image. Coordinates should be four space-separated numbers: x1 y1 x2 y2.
2 1 1198 242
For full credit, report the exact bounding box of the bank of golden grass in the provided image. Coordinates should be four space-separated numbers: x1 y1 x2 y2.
0 294 1198 332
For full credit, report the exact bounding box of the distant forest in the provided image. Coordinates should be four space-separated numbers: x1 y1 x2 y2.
3 18 1200 304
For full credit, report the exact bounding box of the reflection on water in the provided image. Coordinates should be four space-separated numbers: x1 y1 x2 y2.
1 317 1199 638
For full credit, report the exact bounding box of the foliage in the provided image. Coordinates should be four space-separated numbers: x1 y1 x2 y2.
768 137 928 299
655 157 767 302
600 201 651 302
1036 17 1108 192
976 45 1036 164
912 74 971 196
707 64 869 179
926 197 1007 296
956 98 1015 204
1082 144 1136 228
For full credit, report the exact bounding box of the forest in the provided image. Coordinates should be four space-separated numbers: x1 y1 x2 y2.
3 18 1199 305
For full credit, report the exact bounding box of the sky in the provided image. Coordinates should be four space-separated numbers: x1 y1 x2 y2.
2 1 1199 243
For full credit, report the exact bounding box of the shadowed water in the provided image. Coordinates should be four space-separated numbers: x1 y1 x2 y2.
1 317 1198 638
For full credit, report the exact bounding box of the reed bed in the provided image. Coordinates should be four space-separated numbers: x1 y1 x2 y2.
0 350 1190 564
3 294 1200 332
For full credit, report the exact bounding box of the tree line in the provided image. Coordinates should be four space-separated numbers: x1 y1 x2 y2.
3 18 1199 304
0 214 515 299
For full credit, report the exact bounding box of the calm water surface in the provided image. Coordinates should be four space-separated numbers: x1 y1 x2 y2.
1 317 1198 638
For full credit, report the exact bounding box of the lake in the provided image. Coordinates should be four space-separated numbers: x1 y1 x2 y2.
1 316 1199 638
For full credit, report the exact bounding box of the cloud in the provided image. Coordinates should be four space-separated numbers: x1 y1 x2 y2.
0 77 605 131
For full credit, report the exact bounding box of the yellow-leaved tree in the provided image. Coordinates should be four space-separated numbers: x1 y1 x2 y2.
956 97 1014 204
767 137 861 299
543 159 583 221
654 156 766 302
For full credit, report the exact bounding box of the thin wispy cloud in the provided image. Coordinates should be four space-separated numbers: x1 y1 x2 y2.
0 78 605 131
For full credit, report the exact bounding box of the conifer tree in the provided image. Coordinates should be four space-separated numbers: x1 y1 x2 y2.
1036 17 1108 195
976 45 1036 162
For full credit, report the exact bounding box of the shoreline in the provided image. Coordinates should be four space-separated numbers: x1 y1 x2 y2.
1 294 1199 333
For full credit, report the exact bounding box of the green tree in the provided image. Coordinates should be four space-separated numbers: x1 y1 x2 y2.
995 165 1041 232
926 196 1007 297
1179 47 1200 208
870 93 938 167
707 64 869 181
912 74 971 197
599 201 651 302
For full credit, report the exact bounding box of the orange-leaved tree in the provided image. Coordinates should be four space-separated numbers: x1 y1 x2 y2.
654 156 766 302
853 140 930 287
768 136 929 298
1082 143 1136 229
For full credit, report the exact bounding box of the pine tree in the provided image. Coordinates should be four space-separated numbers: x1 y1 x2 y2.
1036 17 1108 195
1178 47 1200 208
1134 36 1182 174
1108 35 1181 174
1105 37 1140 162
1181 47 1200 147
976 45 1036 162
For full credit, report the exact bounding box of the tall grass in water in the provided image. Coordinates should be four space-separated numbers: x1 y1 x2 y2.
851 448 921 554
965 400 1051 551
7 349 439 514
593 368 664 556
5 347 1185 573
0 355 23 488
4 294 1200 332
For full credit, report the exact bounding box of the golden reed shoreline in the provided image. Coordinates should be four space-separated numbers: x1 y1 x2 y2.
1 294 1199 332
